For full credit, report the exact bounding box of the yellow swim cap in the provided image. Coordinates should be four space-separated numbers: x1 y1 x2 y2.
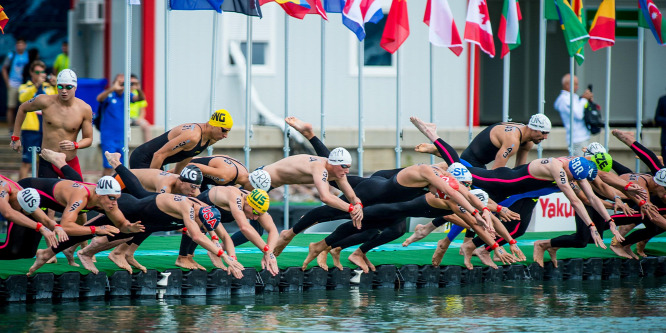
209 109 233 129
247 189 269 214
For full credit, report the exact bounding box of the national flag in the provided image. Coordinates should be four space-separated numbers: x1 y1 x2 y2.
498 0 521 58
423 0 463 56
170 0 224 13
554 0 589 65
380 0 410 53
260 0 322 20
342 0 384 41
223 0 263 17
638 0 666 45
323 0 343 13
0 5 8 34
588 0 615 51
464 0 495 57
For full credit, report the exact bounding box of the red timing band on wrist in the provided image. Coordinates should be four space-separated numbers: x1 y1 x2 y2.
482 207 490 212
348 204 355 213
356 202 363 208
605 218 615 224
509 239 517 245
35 223 42 232
73 142 79 149
639 200 646 207
263 244 270 253
490 242 499 250
217 249 223 257
55 224 61 227
211 235 219 241
11 136 20 142
496 205 503 213
90 226 96 234
182 227 187 234
624 182 633 191
471 209 478 216
588 223 595 228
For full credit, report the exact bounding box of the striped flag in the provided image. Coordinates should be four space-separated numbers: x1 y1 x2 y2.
342 0 384 41
638 0 666 45
498 0 522 58
423 0 463 56
588 0 615 51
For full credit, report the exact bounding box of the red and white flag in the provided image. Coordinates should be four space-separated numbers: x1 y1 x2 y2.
464 0 495 57
424 0 463 56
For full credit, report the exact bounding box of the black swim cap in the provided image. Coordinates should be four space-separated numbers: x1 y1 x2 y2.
179 165 203 185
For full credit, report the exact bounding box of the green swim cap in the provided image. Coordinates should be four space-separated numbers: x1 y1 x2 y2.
591 152 612 172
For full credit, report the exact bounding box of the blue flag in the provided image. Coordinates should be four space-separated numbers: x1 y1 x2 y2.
170 0 224 13
324 0 343 13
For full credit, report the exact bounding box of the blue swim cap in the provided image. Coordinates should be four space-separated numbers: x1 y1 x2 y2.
199 206 222 231
569 157 595 181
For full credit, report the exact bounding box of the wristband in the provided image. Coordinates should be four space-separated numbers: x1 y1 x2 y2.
613 195 621 201
490 242 499 250
605 218 615 224
35 223 43 232
588 223 595 228
639 200 646 207
10 135 20 142
624 182 633 191
211 235 219 241
509 239 517 245
348 203 355 213
263 244 270 253
355 202 363 208
217 249 223 257
482 207 490 213
470 209 478 216
496 205 503 213
54 224 62 228
182 227 187 234
90 225 96 235
73 142 79 149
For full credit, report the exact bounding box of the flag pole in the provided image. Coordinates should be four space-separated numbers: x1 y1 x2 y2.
208 11 220 156
321 20 326 143
358 42 364 177
502 53 510 122
468 44 475 144
123 1 132 167
283 16 290 230
635 28 645 172
429 44 434 165
244 16 253 167
537 0 547 158
395 50 402 168
569 56 574 157
164 1 170 133
603 47 611 150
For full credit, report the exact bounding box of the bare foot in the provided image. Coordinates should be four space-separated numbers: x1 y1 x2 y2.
533 240 548 268
302 241 329 271
460 240 476 270
46 256 57 264
547 247 560 267
611 129 636 146
623 245 639 260
347 249 369 273
104 151 123 169
636 240 648 258
409 116 439 142
460 237 473 256
610 243 633 259
474 247 498 269
39 149 67 168
274 229 295 257
403 223 436 247
62 245 80 267
285 116 315 140
126 253 147 273
175 255 196 270
109 250 133 273
362 253 376 272
316 247 330 271
28 249 56 276
190 255 207 271
432 238 451 266
77 250 99 274
414 143 439 155
330 247 343 270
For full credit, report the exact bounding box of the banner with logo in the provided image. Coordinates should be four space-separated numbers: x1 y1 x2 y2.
527 192 576 232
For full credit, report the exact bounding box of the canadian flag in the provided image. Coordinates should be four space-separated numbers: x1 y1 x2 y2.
464 0 495 57
424 0 464 56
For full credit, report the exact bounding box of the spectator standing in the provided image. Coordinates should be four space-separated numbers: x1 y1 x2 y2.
17 60 57 179
96 74 132 175
2 38 28 134
21 48 40 83
52 41 69 75
654 91 666 158
129 74 152 143
554 73 593 156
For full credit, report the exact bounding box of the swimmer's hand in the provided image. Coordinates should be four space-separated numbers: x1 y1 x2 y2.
10 139 22 152
351 205 363 229
222 254 245 279
123 221 145 233
509 243 526 261
590 225 607 249
608 221 625 243
54 224 69 243
613 200 634 216
40 227 59 248
626 184 648 201
95 225 119 236
494 247 517 265
59 140 78 151
498 207 520 222
262 252 279 276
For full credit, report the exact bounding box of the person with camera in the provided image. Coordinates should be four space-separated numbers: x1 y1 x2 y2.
555 74 593 157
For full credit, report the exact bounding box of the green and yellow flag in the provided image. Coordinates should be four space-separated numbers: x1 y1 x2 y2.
554 0 588 65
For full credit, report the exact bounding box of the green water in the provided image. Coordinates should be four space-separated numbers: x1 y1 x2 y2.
1 277 665 332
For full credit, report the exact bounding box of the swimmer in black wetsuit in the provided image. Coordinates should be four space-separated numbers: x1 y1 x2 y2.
129 109 233 172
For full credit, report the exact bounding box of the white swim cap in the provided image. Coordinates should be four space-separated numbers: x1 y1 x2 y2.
18 188 40 214
654 169 666 187
95 176 121 195
57 69 78 87
328 147 352 166
447 162 472 183
469 189 489 206
528 114 551 132
249 169 272 192
584 142 607 156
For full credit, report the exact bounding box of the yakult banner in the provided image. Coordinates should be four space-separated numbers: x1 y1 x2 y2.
527 192 576 232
